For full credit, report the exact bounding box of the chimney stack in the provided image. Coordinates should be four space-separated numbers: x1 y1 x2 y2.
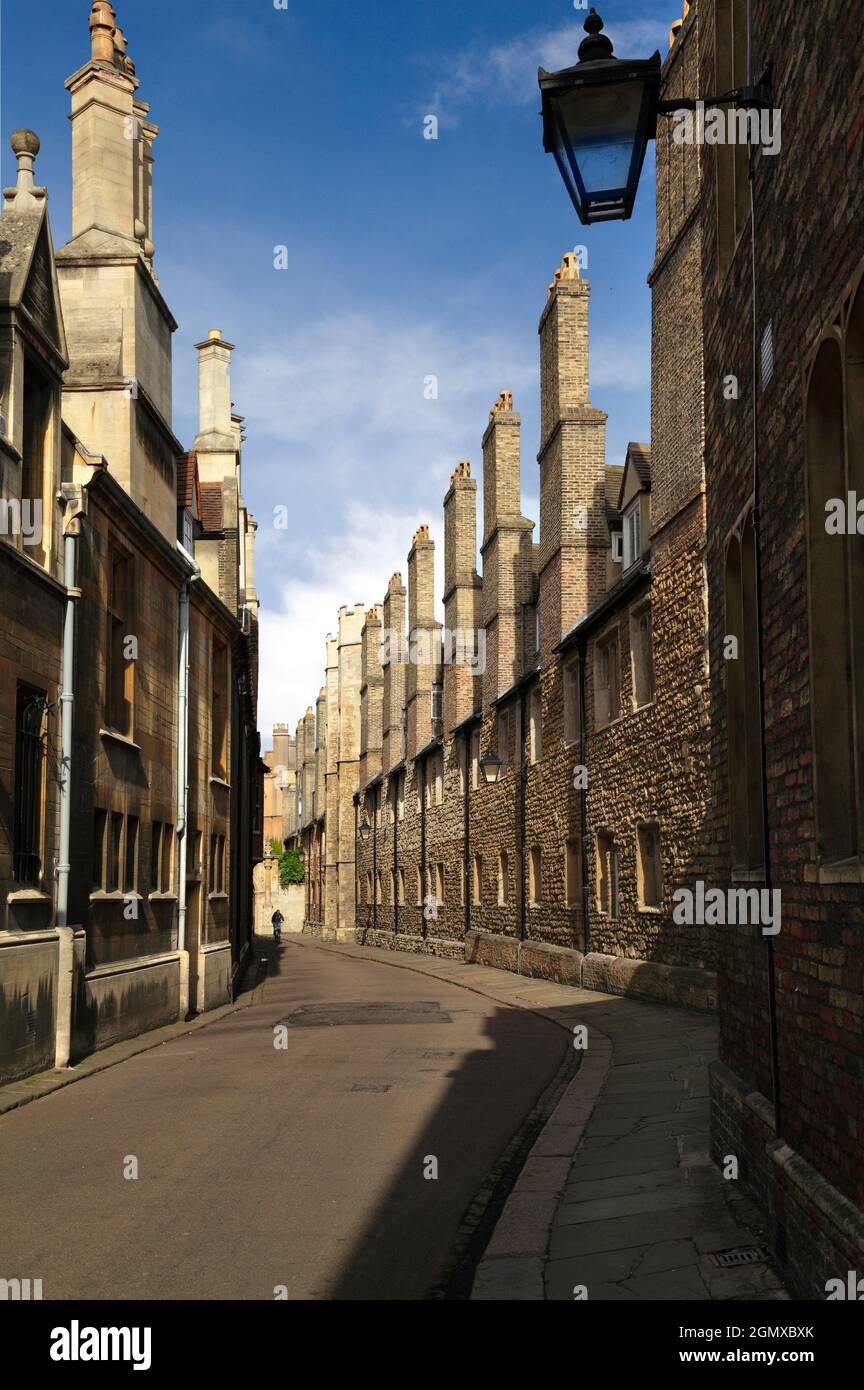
537 253 607 656
194 329 236 449
480 394 534 706
443 462 482 731
381 572 407 772
406 526 441 757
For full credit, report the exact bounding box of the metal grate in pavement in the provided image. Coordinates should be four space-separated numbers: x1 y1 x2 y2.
709 1246 768 1268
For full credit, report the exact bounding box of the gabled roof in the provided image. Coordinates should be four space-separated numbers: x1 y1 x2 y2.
617 442 652 512
604 464 625 518
0 207 68 365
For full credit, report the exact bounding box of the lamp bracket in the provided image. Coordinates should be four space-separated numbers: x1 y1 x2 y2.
657 62 773 116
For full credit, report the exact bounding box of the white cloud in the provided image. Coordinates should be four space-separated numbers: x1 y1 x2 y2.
421 16 671 123
257 501 447 737
243 296 649 736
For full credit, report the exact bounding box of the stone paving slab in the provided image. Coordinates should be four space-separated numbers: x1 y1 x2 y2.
285 936 789 1303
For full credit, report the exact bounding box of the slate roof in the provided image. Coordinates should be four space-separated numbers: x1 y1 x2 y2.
0 210 44 306
605 464 625 518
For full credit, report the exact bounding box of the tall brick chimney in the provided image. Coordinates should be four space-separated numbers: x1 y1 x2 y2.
315 688 327 821
381 573 407 772
406 526 441 758
537 253 607 656
359 605 384 790
481 393 535 708
443 462 483 732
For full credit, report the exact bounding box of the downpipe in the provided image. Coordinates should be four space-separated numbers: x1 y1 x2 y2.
54 499 83 1068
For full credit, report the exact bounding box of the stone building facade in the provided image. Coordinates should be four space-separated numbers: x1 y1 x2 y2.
694 0 864 1298
288 227 714 1013
0 2 262 1083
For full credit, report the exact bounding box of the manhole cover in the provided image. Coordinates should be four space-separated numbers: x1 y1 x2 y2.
283 1001 452 1027
709 1246 768 1268
350 1082 392 1093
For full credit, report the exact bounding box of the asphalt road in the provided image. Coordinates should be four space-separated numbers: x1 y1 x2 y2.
0 939 568 1300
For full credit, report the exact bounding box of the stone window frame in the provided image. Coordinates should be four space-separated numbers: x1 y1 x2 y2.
528 684 543 764
636 820 663 912
498 704 514 772
803 264 864 875
622 500 641 572
472 852 483 905
565 835 581 911
210 633 229 781
436 862 445 904
106 543 136 740
629 598 656 711
528 845 542 906
563 657 581 747
593 624 622 730
596 828 619 919
497 849 509 905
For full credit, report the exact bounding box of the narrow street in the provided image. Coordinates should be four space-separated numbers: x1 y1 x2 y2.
0 940 567 1302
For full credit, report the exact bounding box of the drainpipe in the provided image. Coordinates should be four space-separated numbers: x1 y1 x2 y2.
578 638 590 957
176 546 200 1018
372 790 378 932
353 794 359 935
518 685 527 948
54 491 85 1069
463 731 471 938
419 759 427 936
393 779 400 935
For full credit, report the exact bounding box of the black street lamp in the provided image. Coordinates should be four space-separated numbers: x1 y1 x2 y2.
479 752 503 786
358 811 372 843
539 7 772 225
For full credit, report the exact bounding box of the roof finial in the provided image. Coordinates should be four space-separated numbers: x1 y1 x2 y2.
4 130 46 213
578 8 615 63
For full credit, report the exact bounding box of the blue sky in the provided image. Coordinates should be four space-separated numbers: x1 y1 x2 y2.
2 0 675 739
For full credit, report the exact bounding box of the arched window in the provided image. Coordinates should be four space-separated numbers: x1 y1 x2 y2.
807 336 856 862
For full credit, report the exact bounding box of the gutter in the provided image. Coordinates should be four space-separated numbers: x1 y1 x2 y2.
175 542 200 1018
578 638 590 955
54 487 86 1069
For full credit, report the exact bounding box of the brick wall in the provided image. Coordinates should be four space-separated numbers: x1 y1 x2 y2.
698 0 864 1293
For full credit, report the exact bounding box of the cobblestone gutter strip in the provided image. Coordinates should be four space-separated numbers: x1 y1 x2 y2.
0 952 267 1118
469 1033 613 1300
